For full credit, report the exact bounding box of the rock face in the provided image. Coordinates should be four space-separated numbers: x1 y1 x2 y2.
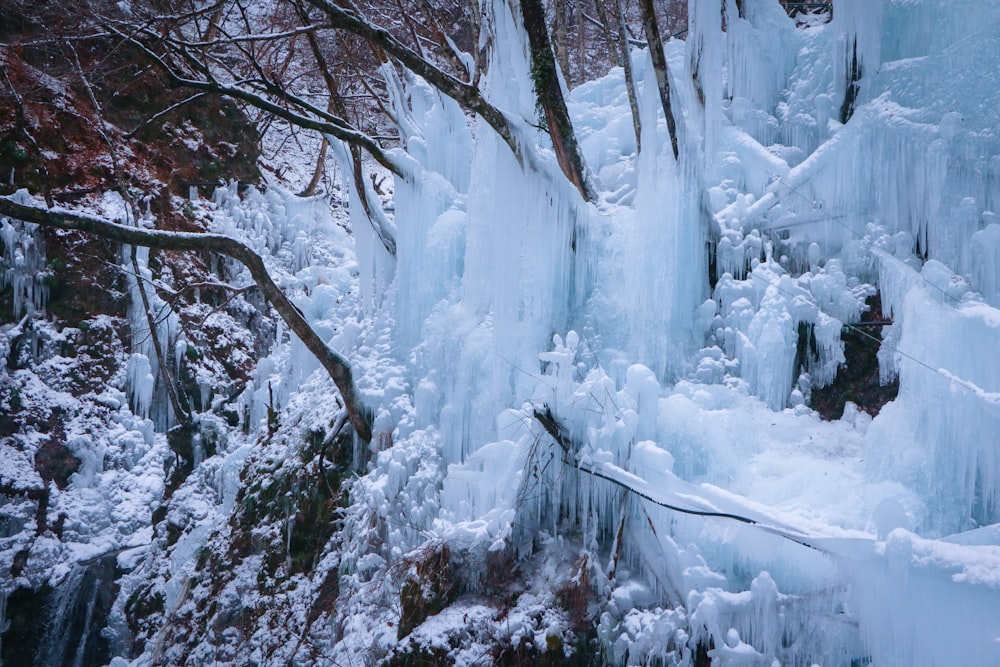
811 293 899 420
0 16 269 667
3 553 119 667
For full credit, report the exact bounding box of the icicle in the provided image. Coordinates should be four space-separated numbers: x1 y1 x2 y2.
126 354 155 420
0 213 48 318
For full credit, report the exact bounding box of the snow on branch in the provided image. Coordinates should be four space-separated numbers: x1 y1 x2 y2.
0 193 374 442
532 404 834 553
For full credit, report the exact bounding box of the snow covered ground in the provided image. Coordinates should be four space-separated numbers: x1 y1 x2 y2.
4 0 1000 665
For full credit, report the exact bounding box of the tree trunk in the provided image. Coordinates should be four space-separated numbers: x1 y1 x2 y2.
638 0 679 160
553 1 570 83
610 0 642 153
0 196 374 442
519 0 596 202
301 136 329 197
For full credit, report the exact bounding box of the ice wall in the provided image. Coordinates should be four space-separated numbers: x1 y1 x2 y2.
181 0 1000 663
372 0 588 465
848 530 1000 666
621 50 705 381
868 255 1000 534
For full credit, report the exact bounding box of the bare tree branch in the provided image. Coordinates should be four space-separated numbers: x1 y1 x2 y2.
0 195 374 442
125 92 208 137
302 0 525 169
0 61 54 206
294 0 397 255
105 21 407 179
168 24 327 48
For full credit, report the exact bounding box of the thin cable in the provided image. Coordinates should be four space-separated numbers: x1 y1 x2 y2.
765 170 964 306
576 459 825 552
748 268 1000 410
740 171 999 405
533 407 827 552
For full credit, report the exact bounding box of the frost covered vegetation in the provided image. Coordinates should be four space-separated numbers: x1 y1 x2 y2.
3 0 1000 665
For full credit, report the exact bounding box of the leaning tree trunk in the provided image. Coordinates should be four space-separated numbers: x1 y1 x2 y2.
0 196 374 442
519 0 597 202
612 0 643 152
638 0 679 160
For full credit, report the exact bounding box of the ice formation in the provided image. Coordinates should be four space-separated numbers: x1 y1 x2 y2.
5 0 1000 664
0 190 48 319
424 0 1000 663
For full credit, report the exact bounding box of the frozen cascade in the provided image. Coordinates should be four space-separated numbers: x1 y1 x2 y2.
373 0 588 465
846 531 1000 667
724 0 798 123
32 554 118 667
7 0 1000 664
970 223 1000 307
34 565 87 667
385 68 471 353
117 193 183 432
622 50 705 381
868 255 1000 534
430 1 1000 664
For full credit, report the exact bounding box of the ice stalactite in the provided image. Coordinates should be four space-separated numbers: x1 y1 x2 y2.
622 49 705 381
384 66 471 354
123 241 179 431
0 192 49 319
125 353 155 422
374 0 588 465
970 223 1000 307
848 530 1000 667
723 0 797 127
687 0 725 163
341 147 396 315
833 0 883 123
712 256 857 410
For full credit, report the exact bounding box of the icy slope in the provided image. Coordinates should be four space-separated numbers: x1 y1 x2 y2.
164 0 1000 664
6 0 1000 665
376 0 1000 664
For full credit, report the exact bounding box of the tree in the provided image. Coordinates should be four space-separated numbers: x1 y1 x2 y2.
96 0 597 204
638 0 680 159
0 194 373 442
520 0 596 200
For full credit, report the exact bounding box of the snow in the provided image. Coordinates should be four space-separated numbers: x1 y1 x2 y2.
5 0 1000 664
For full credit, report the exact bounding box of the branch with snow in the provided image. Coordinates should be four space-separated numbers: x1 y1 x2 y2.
0 193 374 442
